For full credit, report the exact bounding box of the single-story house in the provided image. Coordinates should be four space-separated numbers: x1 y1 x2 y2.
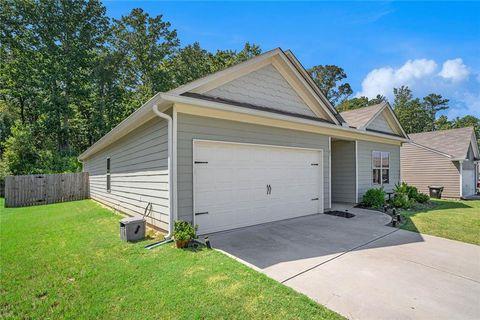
401 127 479 199
79 48 409 235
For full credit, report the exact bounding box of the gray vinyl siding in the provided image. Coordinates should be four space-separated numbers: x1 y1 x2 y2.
83 117 169 230
367 113 394 134
331 140 356 203
205 64 316 118
400 143 460 198
176 113 330 223
357 141 400 200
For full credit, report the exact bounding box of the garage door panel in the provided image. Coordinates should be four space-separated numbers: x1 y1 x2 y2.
194 141 323 234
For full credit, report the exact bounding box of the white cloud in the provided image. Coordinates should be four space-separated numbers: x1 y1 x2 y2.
439 58 470 82
358 59 437 98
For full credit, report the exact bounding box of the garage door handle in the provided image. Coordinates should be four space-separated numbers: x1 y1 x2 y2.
195 211 208 216
267 184 271 195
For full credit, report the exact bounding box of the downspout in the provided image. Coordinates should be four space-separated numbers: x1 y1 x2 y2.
145 104 174 249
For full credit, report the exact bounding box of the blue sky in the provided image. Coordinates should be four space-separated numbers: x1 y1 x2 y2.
104 1 480 118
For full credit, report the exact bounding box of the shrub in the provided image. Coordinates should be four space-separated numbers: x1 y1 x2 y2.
392 194 412 209
173 220 198 242
362 187 386 208
415 192 430 203
394 182 418 199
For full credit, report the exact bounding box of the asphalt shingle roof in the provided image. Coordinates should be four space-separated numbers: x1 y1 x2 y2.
339 103 384 128
409 127 475 159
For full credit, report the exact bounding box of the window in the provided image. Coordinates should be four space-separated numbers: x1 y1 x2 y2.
372 151 389 185
106 158 111 192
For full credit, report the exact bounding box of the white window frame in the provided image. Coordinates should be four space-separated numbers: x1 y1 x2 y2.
372 151 390 185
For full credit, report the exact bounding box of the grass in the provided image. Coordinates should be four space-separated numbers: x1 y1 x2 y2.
0 199 343 320
400 199 480 245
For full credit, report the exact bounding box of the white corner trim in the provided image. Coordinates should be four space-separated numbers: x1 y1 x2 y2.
355 140 359 203
459 160 463 198
328 136 332 209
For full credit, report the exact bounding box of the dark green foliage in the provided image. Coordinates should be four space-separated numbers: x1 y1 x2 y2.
392 194 412 209
336 95 386 112
415 193 430 204
308 65 353 105
173 220 198 241
393 182 429 208
0 1 261 176
393 86 431 134
362 187 386 208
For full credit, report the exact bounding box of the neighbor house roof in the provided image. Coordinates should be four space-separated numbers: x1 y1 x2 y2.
340 103 384 128
409 127 479 160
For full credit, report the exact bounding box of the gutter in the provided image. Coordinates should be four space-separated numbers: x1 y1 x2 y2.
145 104 175 249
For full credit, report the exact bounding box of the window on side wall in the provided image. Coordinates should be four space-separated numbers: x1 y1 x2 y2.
106 157 111 192
372 151 389 185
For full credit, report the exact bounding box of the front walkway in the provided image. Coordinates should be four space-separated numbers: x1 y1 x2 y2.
205 206 480 320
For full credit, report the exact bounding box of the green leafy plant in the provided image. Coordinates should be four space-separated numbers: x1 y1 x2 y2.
394 182 418 198
173 220 198 242
415 192 430 203
392 194 412 209
362 187 386 208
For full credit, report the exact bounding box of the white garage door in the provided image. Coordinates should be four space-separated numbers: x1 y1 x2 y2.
193 140 323 235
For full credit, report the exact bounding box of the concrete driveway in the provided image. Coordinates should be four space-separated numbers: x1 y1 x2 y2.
204 207 480 320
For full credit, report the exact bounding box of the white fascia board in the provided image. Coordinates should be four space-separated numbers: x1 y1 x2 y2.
361 102 408 139
163 93 410 143
78 93 172 160
167 48 282 95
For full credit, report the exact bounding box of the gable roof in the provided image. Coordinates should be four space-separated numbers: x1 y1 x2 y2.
340 103 384 128
168 47 341 125
409 127 479 160
79 48 410 160
340 102 408 138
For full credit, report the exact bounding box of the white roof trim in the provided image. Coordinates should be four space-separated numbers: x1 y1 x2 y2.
470 131 480 158
163 93 409 143
361 102 408 138
80 91 410 160
168 48 340 125
78 93 172 160
283 49 342 123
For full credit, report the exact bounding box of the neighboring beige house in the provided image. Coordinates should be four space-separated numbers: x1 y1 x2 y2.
401 127 479 199
79 48 409 235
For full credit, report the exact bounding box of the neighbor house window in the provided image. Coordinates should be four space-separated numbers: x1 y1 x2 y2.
372 151 389 185
106 158 111 192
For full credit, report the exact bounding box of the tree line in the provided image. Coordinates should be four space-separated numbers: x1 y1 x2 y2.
309 65 479 142
1 0 478 181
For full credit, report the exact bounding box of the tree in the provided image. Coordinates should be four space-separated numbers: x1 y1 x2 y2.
451 115 480 148
110 8 179 111
423 94 449 131
169 41 262 88
308 65 352 105
336 95 387 112
393 86 430 134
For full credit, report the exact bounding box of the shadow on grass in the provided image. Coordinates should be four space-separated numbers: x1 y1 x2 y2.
400 199 474 235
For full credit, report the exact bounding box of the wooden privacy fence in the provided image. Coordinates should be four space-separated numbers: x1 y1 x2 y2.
5 172 89 208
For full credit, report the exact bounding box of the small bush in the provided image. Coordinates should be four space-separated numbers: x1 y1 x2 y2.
392 194 412 209
394 182 418 199
362 187 386 208
415 192 430 203
173 220 198 242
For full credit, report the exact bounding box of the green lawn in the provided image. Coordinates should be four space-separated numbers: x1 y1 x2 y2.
0 199 343 320
400 199 480 245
